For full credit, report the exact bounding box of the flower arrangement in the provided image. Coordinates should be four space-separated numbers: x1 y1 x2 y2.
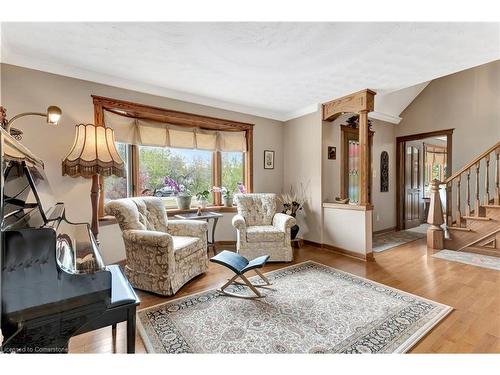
211 186 231 199
212 182 246 198
164 176 191 197
237 182 246 194
212 183 246 207
280 184 306 218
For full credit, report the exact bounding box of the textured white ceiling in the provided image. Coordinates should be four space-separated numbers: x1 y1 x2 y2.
1 22 499 120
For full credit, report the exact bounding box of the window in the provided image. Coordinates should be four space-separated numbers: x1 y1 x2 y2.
221 151 244 193
93 95 254 216
103 143 130 201
341 125 373 204
423 143 447 198
104 146 243 209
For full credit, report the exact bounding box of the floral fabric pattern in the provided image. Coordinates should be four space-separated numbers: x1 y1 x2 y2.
105 197 208 296
232 193 295 262
234 193 277 226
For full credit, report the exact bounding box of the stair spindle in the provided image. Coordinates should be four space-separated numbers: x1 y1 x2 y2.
484 155 490 205
465 169 471 217
455 177 461 227
495 148 499 205
446 182 452 227
474 163 481 216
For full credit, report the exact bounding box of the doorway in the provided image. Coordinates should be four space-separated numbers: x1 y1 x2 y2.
396 129 453 231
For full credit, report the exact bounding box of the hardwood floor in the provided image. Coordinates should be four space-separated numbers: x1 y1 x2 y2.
68 240 500 354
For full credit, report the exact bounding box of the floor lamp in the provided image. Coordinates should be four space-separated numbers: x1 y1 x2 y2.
62 124 125 241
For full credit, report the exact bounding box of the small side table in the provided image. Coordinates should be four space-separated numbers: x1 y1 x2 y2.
174 211 223 253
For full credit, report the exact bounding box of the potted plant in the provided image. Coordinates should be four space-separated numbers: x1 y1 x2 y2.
279 185 306 240
164 176 192 210
212 183 246 207
196 190 210 209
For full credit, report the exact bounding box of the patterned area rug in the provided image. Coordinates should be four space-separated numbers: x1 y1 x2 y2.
137 261 451 353
373 229 426 253
433 250 500 271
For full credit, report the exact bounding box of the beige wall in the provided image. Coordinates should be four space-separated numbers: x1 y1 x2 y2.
397 59 500 174
283 109 323 243
0 63 285 263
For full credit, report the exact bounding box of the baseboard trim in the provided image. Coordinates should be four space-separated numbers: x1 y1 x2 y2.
303 240 373 261
214 240 236 247
303 239 322 248
373 226 397 235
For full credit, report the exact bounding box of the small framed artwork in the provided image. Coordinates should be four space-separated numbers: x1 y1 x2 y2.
328 146 336 160
264 150 275 169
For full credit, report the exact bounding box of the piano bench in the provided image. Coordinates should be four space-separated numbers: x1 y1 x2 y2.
75 265 140 353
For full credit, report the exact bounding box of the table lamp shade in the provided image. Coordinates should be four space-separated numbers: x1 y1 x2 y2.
62 124 125 178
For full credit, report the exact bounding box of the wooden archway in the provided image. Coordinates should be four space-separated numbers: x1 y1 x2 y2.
322 89 376 206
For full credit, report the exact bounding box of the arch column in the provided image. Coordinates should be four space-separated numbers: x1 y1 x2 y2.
322 89 375 206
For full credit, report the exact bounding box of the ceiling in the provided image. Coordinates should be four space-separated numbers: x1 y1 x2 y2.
1 22 499 121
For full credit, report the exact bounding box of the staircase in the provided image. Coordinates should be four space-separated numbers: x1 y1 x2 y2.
427 141 500 257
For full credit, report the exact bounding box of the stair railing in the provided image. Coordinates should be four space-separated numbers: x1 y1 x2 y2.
427 141 500 249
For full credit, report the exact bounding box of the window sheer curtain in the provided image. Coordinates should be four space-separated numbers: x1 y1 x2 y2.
103 111 247 152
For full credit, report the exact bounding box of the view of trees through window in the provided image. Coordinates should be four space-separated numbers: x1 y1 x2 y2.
221 152 244 193
103 143 129 201
104 144 245 207
138 146 213 206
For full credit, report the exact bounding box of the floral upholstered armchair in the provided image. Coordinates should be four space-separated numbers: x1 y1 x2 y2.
105 197 208 296
232 193 296 262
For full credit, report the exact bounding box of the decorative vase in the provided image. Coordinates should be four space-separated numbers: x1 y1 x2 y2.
222 196 233 207
198 198 208 209
176 195 192 210
291 224 299 240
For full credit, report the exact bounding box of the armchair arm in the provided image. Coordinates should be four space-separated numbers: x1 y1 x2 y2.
122 229 175 274
167 220 208 238
273 213 296 232
232 214 247 231
123 229 173 247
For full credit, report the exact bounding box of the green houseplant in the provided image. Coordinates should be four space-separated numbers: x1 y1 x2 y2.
196 190 210 208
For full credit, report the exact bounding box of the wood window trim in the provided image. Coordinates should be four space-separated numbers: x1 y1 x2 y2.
92 95 254 218
340 125 374 202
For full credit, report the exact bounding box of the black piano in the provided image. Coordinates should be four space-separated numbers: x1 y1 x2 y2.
0 128 139 353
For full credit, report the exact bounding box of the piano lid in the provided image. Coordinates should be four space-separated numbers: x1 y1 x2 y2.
0 127 44 168
1 128 55 228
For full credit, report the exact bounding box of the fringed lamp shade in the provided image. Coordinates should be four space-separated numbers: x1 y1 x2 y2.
62 124 125 178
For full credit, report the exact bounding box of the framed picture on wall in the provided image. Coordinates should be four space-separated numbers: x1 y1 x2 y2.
264 150 275 169
328 146 336 160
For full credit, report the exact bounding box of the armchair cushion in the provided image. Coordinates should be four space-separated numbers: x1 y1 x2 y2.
246 225 285 243
173 236 202 261
234 193 277 226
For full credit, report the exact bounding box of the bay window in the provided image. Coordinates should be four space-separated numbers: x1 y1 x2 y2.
95 95 254 216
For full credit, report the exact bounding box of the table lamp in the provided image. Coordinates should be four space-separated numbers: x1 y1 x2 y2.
62 124 125 241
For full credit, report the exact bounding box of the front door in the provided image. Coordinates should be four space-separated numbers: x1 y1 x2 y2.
404 141 424 229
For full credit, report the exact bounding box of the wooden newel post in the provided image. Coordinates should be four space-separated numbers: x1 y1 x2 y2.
427 179 444 250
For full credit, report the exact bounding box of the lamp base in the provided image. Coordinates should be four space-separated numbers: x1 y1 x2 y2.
91 174 100 243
